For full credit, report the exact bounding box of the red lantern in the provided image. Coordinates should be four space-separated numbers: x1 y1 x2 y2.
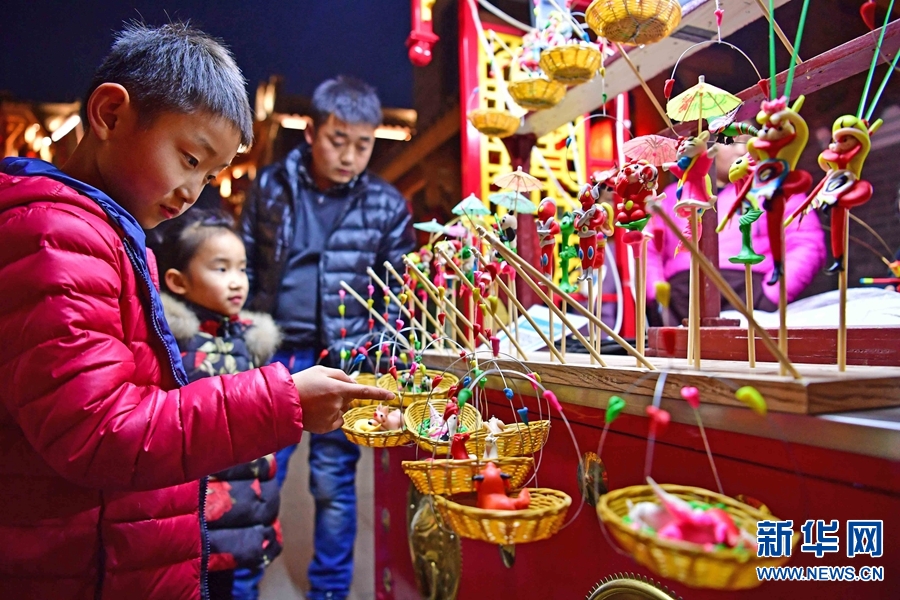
406 0 440 67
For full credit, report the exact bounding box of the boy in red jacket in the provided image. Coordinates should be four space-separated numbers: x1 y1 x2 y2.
0 22 392 600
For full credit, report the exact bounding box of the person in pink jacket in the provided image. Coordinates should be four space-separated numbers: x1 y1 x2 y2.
0 23 392 600
645 140 826 323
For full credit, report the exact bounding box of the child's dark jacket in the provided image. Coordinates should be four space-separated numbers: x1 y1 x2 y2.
162 294 284 572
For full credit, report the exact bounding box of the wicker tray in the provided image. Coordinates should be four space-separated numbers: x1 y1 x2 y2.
377 370 458 408
403 457 534 495
404 398 486 455
341 405 413 448
508 78 566 111
468 108 520 138
540 45 601 85
597 484 799 590
434 488 571 545
585 0 682 46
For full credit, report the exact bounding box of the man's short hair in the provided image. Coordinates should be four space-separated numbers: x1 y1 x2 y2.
310 76 383 130
85 22 254 147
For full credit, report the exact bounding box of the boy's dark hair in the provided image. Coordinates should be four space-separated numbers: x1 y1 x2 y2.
310 76 383 130
148 208 240 294
85 22 254 146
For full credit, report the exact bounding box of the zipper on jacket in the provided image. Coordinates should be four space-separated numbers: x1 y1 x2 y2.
199 476 210 600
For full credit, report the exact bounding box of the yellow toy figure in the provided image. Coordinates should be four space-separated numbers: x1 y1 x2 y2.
786 115 882 273
732 96 812 285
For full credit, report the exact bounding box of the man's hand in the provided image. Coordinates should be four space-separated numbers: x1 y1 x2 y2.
292 366 395 434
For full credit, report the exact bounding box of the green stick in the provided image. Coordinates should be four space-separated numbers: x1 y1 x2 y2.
859 0 896 118
783 0 811 100
768 0 777 99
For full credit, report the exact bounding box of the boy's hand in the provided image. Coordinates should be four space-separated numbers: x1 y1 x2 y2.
291 366 395 434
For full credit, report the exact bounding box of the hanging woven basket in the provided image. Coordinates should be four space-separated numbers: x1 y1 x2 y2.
402 456 534 495
597 484 799 590
508 78 567 112
403 398 485 455
468 108 521 138
492 420 551 457
341 405 413 448
376 370 458 408
585 0 682 46
540 45 602 85
434 488 571 545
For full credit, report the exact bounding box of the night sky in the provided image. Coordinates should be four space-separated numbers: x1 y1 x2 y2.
1 0 415 108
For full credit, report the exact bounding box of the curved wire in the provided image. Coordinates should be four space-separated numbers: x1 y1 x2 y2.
668 40 763 92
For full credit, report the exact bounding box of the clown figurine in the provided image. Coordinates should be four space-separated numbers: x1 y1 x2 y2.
536 198 560 276
614 159 664 245
787 115 882 273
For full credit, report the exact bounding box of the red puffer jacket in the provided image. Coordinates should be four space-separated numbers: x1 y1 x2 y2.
0 168 303 599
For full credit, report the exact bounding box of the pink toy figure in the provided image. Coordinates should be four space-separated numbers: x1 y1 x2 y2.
648 478 755 550
574 172 616 281
663 132 718 254
373 404 403 431
536 198 560 276
473 462 531 510
431 400 459 440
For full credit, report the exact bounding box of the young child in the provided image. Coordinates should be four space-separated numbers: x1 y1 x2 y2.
0 23 392 600
151 209 283 600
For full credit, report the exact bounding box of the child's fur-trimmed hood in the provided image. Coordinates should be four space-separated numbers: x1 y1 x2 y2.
161 293 282 366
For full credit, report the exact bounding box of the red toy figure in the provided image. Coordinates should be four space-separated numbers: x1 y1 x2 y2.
786 115 882 273
614 159 663 245
449 432 473 460
473 461 531 510
733 96 812 284
574 171 616 281
536 198 560 276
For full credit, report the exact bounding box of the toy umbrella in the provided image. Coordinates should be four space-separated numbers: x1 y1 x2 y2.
666 76 741 130
488 191 538 214
413 219 449 234
622 135 678 166
492 166 542 197
452 194 491 217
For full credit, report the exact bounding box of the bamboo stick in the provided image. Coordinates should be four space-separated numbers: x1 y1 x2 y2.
690 208 701 369
436 248 530 360
561 299 567 358
471 248 566 363
635 236 649 366
647 203 801 379
479 227 656 369
382 262 445 337
587 276 596 364
838 210 850 371
339 281 411 349
403 256 494 351
615 43 676 131
778 226 788 377
752 0 803 64
745 264 757 368
401 259 474 350
366 267 428 338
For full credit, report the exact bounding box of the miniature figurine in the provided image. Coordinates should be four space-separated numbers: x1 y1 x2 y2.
734 96 812 284
483 433 500 460
718 152 765 265
574 173 616 281
450 432 475 460
663 132 718 256
498 213 518 248
536 198 560 276
473 461 531 510
558 212 578 293
614 160 663 244
373 404 404 431
787 114 882 273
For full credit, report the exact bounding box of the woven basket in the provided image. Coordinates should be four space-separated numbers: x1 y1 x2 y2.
491 420 551 457
403 457 534 495
585 0 682 46
508 78 566 111
377 370 458 408
597 484 800 590
404 398 485 455
341 405 413 448
434 488 571 545
468 109 520 138
347 373 384 408
540 45 602 85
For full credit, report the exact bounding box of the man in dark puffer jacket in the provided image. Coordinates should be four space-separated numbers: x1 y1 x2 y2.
241 76 414 600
